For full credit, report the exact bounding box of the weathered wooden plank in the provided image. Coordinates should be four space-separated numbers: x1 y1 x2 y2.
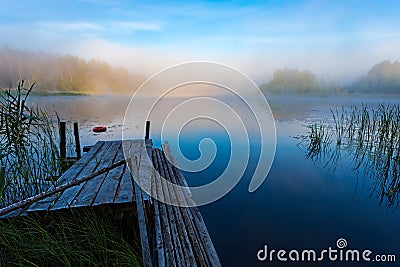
139 139 153 201
155 149 186 267
92 143 126 206
128 139 152 202
153 201 165 267
25 197 54 213
129 156 152 267
145 139 155 202
163 144 221 267
127 139 144 200
152 150 175 266
113 165 133 203
162 142 195 206
161 149 202 267
0 158 127 218
129 140 144 162
113 140 141 204
188 207 220 266
50 141 113 210
155 148 198 267
159 148 202 266
158 149 198 267
152 170 166 267
154 149 176 256
0 207 28 219
28 141 105 212
60 141 106 185
159 149 207 267
70 141 121 208
127 140 151 266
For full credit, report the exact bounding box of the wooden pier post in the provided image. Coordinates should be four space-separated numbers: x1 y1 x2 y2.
145 121 150 140
59 121 66 159
73 122 81 159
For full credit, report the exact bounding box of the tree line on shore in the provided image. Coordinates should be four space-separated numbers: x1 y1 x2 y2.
261 60 400 95
0 46 144 94
0 46 399 95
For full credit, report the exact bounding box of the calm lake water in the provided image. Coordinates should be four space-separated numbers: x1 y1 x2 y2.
31 94 400 266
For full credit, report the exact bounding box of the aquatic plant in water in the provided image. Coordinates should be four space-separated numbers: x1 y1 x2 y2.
299 103 400 210
0 81 60 207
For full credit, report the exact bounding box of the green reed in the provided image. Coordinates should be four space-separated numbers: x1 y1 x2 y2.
300 103 400 209
303 122 332 160
0 210 142 266
0 81 60 207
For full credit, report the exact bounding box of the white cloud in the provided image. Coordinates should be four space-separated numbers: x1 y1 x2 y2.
34 20 162 37
38 21 105 32
109 21 162 32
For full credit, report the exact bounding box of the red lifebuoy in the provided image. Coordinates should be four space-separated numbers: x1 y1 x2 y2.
93 126 107 133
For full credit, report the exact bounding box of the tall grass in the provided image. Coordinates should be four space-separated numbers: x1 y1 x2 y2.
0 210 142 266
300 103 400 208
304 121 332 160
0 82 142 266
0 81 60 207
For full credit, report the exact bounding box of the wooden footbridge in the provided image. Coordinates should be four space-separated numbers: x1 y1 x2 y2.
0 138 221 267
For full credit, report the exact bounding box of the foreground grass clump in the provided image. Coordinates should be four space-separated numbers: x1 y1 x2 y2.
300 103 400 208
0 81 60 207
0 212 142 266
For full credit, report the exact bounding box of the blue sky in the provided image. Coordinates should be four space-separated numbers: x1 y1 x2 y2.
0 0 400 82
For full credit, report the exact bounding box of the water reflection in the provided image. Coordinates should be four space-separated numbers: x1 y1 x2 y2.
299 104 400 211
20 94 400 265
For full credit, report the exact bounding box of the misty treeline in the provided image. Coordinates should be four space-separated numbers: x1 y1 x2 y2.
261 60 400 95
348 60 400 94
1 46 399 95
0 46 143 94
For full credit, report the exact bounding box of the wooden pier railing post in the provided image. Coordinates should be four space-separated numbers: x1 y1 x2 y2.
73 122 81 159
145 121 150 140
59 121 66 159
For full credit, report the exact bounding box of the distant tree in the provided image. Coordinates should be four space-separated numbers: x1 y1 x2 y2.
349 60 400 94
260 68 320 94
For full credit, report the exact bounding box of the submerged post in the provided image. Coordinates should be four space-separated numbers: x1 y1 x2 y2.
73 122 81 159
59 121 66 159
145 121 150 140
